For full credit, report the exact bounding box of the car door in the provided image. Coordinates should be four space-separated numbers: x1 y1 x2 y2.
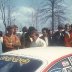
43 54 72 72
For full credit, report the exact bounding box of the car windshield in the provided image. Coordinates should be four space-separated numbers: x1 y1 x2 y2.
0 55 42 72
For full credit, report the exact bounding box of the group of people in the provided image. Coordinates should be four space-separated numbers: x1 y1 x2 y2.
21 24 72 48
0 23 72 53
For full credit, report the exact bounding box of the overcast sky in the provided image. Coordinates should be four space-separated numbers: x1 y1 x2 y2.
0 0 72 31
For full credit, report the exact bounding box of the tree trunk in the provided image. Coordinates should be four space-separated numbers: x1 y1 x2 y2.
52 0 54 34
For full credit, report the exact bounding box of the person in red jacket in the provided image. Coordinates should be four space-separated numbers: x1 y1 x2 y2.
68 24 72 47
64 24 71 47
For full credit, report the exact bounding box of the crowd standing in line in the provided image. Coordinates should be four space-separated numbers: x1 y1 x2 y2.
0 23 72 53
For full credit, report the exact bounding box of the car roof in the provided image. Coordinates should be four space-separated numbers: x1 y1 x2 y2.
2 47 72 65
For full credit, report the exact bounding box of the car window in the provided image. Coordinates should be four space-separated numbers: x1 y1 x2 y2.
0 55 42 72
48 55 72 72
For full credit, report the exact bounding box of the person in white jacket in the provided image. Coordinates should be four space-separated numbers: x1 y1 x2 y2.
0 31 3 54
30 29 47 47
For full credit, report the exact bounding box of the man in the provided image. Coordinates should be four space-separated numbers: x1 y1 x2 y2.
20 26 28 48
12 25 18 35
24 26 36 48
40 28 49 46
64 24 71 47
0 31 3 53
3 25 21 52
67 24 72 47
52 25 65 46
30 29 47 47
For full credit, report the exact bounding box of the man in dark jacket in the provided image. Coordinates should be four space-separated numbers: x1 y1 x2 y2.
52 25 65 46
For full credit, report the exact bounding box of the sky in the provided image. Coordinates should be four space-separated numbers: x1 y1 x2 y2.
0 0 72 32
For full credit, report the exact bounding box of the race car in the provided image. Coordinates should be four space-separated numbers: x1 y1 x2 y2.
0 47 72 72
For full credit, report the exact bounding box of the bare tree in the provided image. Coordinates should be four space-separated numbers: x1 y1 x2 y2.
0 0 6 29
31 8 39 30
39 0 67 34
53 4 67 29
0 0 14 31
7 0 12 26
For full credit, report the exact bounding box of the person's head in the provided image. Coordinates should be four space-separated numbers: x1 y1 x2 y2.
22 26 28 33
11 25 18 34
6 25 14 34
30 29 39 41
28 26 35 32
28 26 36 35
42 28 49 37
0 31 3 37
65 24 70 31
58 25 64 32
70 24 72 30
